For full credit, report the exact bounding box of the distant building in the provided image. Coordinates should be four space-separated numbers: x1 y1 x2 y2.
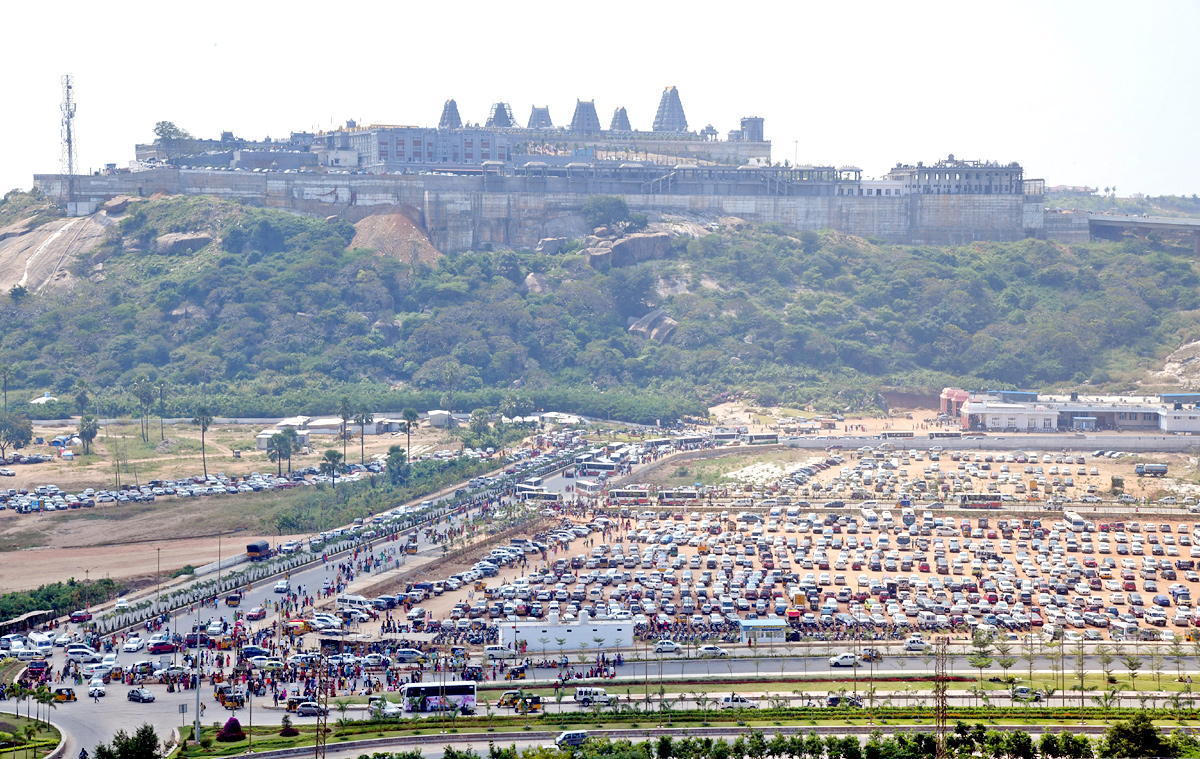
947 387 1200 433
609 107 631 132
569 100 602 135
886 155 1025 195
438 100 463 130
527 106 553 129
485 102 515 129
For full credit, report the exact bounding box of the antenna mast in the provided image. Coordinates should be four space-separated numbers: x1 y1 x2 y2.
61 74 78 205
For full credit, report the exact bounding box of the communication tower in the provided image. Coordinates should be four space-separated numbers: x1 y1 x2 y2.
61 75 78 203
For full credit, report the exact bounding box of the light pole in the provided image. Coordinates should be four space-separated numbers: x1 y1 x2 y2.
156 547 161 613
194 596 201 744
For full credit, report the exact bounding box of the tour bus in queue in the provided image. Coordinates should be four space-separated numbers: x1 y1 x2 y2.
246 540 272 561
576 480 602 498
743 432 778 445
579 458 619 476
959 493 1002 510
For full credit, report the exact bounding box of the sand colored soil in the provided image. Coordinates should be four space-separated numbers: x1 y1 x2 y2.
351 212 441 264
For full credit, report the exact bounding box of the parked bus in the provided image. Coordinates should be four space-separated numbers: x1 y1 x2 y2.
400 680 476 713
744 433 779 445
660 488 700 505
881 510 894 529
523 477 544 489
881 431 914 439
576 480 602 497
528 491 563 503
644 438 673 449
860 508 879 528
580 459 619 476
960 494 1002 510
609 488 650 505
901 507 916 527
928 431 962 439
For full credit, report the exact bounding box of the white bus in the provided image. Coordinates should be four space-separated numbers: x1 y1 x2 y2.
860 508 879 528
576 480 602 497
400 680 477 713
881 510 895 529
901 507 916 527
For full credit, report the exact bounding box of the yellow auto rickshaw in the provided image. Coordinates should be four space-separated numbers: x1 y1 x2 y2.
226 592 242 607
499 690 521 708
504 665 527 681
474 581 487 592
224 692 245 710
286 696 305 712
518 695 542 714
53 687 77 702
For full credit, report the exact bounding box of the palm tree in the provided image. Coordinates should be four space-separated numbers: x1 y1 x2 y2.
0 366 10 412
156 381 168 440
192 405 214 478
321 449 344 487
354 407 374 464
78 414 99 455
401 407 419 460
267 432 290 477
281 427 300 474
71 379 92 415
337 397 353 465
34 686 56 725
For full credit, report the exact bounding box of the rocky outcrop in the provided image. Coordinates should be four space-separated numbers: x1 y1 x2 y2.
524 272 550 294
102 196 141 215
585 247 612 268
155 232 212 255
535 237 567 255
627 309 677 343
610 233 670 266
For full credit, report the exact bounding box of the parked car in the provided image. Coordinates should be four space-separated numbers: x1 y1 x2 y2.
697 645 728 658
296 701 326 716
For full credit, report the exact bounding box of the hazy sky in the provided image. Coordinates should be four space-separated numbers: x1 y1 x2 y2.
4 1 1198 196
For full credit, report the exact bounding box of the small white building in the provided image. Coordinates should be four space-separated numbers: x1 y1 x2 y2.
500 617 638 654
426 410 453 428
961 400 1057 432
256 428 310 450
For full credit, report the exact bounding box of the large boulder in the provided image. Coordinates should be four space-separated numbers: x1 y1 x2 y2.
610 233 670 266
585 247 612 268
102 196 140 215
524 272 550 294
627 309 678 343
535 237 567 255
155 232 212 255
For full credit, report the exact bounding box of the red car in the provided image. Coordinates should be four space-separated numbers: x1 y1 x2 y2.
246 607 267 621
149 641 176 654
70 610 92 623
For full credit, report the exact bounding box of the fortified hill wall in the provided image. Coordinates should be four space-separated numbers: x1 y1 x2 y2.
34 168 1048 254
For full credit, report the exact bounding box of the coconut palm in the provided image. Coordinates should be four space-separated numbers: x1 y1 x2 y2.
321 449 344 487
337 397 353 464
401 407 419 460
191 405 214 478
354 407 374 464
267 432 290 477
78 414 99 455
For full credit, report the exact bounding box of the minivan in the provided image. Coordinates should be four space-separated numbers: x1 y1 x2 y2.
485 645 517 660
556 731 589 748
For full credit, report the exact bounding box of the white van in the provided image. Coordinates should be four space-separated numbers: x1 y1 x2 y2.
0 633 26 650
336 594 371 612
573 687 612 706
485 645 517 660
26 632 53 654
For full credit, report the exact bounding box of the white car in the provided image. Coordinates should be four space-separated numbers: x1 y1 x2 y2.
114 598 129 611
654 640 681 654
697 645 728 658
274 580 290 593
829 652 859 667
88 678 106 697
123 636 145 652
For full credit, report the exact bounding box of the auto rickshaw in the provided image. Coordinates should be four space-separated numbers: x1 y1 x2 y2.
474 581 487 592
517 694 542 714
53 687 77 702
224 692 245 710
504 665 527 681
498 690 521 708
226 592 242 607
860 648 883 663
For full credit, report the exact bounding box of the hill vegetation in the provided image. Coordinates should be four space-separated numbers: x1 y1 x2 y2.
0 191 1198 422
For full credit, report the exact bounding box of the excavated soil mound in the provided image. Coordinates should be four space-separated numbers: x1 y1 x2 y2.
352 213 441 264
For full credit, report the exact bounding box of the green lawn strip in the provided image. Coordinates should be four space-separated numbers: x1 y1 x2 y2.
0 716 61 759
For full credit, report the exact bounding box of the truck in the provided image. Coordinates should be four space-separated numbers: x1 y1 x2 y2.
246 540 272 561
1135 463 1169 477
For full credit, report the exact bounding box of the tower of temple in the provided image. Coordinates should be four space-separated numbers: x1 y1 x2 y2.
610 107 631 131
485 102 515 129
438 99 462 130
527 106 553 129
652 86 688 132
569 100 602 134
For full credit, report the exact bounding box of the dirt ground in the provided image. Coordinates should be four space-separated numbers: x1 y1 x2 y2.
351 212 441 264
0 532 279 593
